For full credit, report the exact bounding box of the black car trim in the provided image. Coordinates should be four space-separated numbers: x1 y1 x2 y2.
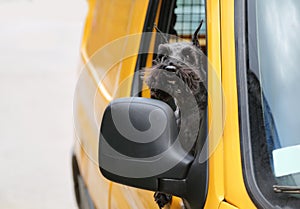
235 0 272 208
131 0 160 97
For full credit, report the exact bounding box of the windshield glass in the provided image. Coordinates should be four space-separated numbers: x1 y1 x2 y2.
255 0 300 184
257 0 300 148
239 0 300 206
246 0 300 204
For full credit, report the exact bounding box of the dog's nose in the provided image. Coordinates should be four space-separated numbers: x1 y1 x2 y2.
164 65 176 72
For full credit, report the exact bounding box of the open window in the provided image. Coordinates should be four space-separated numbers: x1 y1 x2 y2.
155 0 206 53
132 0 207 97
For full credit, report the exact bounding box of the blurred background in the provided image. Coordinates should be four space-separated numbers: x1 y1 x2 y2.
0 0 87 208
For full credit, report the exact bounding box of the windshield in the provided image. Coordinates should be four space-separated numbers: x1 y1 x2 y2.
256 0 300 183
246 0 300 206
257 0 300 148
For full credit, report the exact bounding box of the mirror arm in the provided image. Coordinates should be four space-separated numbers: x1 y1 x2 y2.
159 178 187 197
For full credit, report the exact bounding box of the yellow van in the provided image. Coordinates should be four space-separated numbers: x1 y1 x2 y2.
72 0 300 208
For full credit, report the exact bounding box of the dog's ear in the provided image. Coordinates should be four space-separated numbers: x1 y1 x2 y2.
192 20 204 48
154 23 168 44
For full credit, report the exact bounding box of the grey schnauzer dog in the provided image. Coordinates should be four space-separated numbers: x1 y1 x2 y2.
144 21 207 208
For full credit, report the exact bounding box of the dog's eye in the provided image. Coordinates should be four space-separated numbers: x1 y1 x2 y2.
182 48 192 58
181 47 196 64
157 54 167 62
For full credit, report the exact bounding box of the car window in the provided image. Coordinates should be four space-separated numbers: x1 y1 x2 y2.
251 0 300 188
174 0 206 36
245 0 300 207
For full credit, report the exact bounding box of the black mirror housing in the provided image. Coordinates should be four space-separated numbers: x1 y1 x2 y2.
99 97 193 188
99 97 208 209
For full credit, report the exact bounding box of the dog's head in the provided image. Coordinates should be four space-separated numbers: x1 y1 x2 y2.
145 23 207 110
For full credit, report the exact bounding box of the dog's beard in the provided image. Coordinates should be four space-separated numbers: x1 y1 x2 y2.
144 59 208 152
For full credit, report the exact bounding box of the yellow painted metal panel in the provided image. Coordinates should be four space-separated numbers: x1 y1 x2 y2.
82 0 149 98
219 201 238 209
86 0 149 58
220 0 256 208
75 1 151 209
110 186 159 209
204 0 224 208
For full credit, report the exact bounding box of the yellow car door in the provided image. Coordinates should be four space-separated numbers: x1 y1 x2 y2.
75 0 209 208
74 1 151 209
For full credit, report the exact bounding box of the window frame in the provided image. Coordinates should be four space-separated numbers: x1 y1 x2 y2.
235 0 276 208
131 0 161 97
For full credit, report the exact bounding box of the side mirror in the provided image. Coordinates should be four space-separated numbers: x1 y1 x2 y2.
99 97 207 209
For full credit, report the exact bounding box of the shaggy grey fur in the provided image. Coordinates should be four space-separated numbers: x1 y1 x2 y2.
145 42 207 111
144 39 207 209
